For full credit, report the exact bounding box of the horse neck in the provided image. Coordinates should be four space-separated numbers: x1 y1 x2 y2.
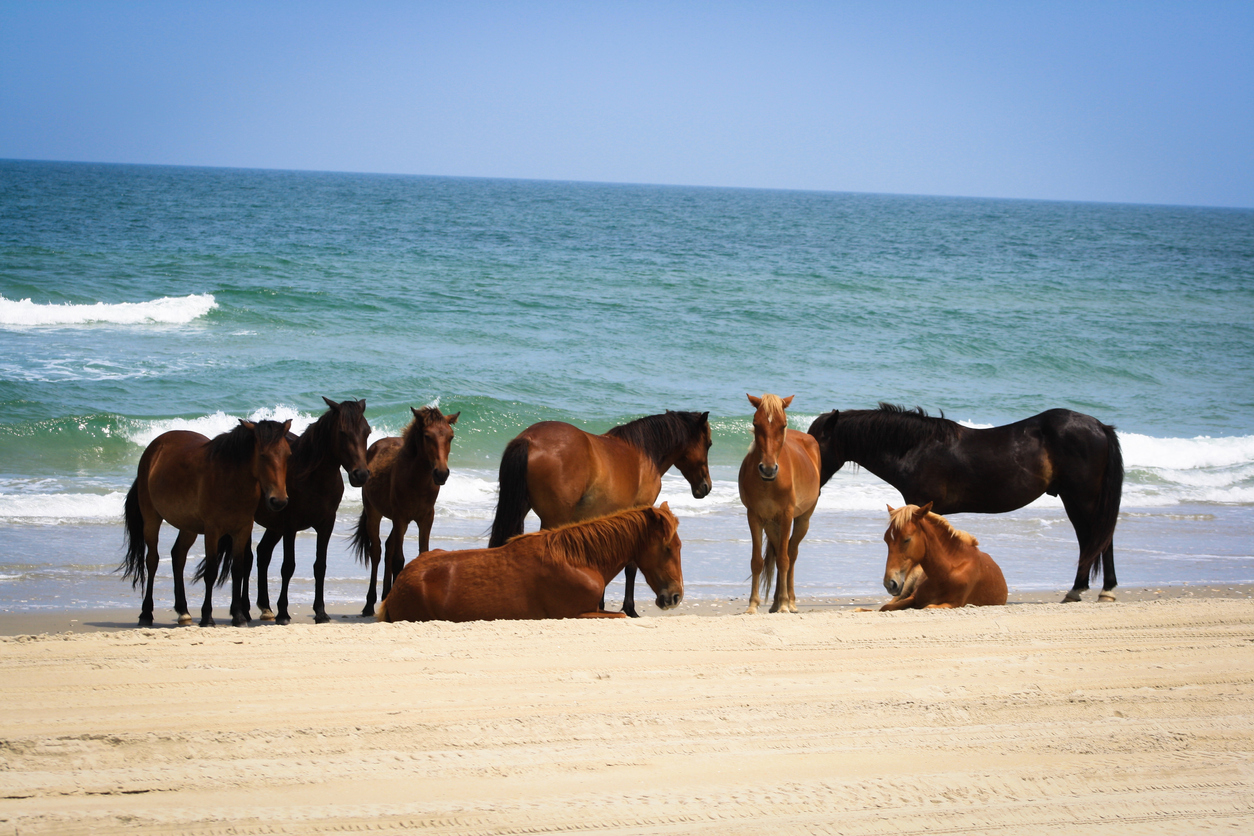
912 518 970 572
290 422 338 481
605 414 688 474
550 513 652 582
832 416 927 486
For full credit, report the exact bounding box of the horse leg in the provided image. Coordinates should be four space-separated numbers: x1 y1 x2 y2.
1099 544 1117 601
199 531 220 627
785 511 813 614
277 531 297 625
310 526 331 624
621 564 640 618
1061 495 1098 603
746 511 765 614
382 519 410 600
170 529 196 626
255 528 281 620
230 537 254 627
768 514 794 614
136 517 163 627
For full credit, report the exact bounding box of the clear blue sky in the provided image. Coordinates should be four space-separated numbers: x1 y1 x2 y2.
2 1 1252 207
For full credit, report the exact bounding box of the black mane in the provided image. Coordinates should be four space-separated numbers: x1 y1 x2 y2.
823 403 959 461
606 411 707 469
207 419 289 464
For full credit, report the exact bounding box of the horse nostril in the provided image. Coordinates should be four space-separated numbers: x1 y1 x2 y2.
758 464 778 480
433 468 450 486
269 497 288 512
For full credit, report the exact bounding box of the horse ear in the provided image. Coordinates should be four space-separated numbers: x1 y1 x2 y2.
915 502 933 518
322 396 340 410
282 419 292 432
747 394 762 407
781 395 795 409
446 412 460 425
659 501 671 513
700 411 709 423
358 398 366 411
411 406 422 421
239 419 255 430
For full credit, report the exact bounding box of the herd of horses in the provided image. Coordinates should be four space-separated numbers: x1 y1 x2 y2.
119 394 1123 626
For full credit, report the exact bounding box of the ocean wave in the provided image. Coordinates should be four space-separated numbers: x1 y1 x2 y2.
0 294 217 327
0 491 127 524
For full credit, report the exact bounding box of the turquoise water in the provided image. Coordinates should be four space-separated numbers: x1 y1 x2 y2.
2 160 1253 615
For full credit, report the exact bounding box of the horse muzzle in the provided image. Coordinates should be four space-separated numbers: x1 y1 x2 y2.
884 575 902 596
266 495 288 513
432 468 450 486
758 463 779 481
691 480 711 499
348 468 369 488
655 589 683 610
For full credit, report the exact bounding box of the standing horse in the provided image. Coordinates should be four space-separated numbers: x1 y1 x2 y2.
119 420 291 627
378 504 683 622
738 394 822 614
350 405 459 616
488 410 711 617
807 404 1123 602
255 398 371 625
880 503 1007 610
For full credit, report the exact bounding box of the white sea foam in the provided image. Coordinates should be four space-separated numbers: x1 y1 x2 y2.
0 491 127 523
0 293 217 327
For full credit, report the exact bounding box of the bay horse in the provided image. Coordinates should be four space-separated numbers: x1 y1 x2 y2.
738 394 821 614
879 503 1007 610
488 410 711 617
349 405 459 617
807 404 1122 602
254 397 371 625
119 419 291 627
378 504 683 622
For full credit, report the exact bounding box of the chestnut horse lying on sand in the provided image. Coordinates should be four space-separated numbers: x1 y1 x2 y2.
738 394 821 614
378 504 684 623
880 503 1007 610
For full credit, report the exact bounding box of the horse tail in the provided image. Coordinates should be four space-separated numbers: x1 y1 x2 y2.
1081 423 1124 582
192 534 235 587
759 543 776 601
488 437 531 548
118 480 147 589
349 508 372 566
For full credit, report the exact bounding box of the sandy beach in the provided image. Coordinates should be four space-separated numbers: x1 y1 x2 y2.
2 587 1252 835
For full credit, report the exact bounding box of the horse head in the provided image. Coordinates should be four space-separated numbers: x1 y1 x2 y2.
748 393 793 482
410 406 459 486
883 502 932 596
807 410 846 485
242 418 292 513
670 410 712 499
323 396 371 487
638 502 684 610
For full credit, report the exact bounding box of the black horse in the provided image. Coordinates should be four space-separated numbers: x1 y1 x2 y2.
254 397 371 624
807 404 1123 602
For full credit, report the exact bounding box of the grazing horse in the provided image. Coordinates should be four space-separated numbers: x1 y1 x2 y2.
350 405 459 616
255 398 371 625
488 410 711 617
119 420 291 627
880 503 1007 610
807 404 1123 603
378 504 683 623
738 394 822 614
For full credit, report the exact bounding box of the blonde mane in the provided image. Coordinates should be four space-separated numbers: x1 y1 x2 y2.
508 506 676 571
888 504 979 548
755 393 788 426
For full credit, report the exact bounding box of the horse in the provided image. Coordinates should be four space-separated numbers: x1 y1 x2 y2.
378 503 683 622
488 410 711 617
738 394 822 614
254 398 371 625
349 405 459 617
119 419 291 627
807 404 1123 603
879 503 1008 610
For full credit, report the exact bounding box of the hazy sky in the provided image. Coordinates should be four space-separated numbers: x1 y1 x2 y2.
2 1 1252 207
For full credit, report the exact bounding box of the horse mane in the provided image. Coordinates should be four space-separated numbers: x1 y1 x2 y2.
754 394 788 427
833 403 960 458
889 504 979 548
207 419 288 464
401 406 446 457
291 399 367 479
605 411 706 469
515 506 674 572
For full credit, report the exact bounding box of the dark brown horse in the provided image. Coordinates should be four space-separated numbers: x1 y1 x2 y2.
880 503 1007 610
254 398 371 625
738 394 822 614
807 404 1122 602
378 504 683 622
120 420 291 627
349 405 459 616
488 410 711 616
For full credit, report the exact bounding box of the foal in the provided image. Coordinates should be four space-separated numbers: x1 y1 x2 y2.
880 503 1007 610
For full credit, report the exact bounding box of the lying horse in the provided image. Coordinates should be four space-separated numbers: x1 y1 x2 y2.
738 394 821 614
255 397 371 625
120 419 291 627
808 404 1122 602
488 410 711 616
378 503 684 623
350 405 459 616
880 503 1007 610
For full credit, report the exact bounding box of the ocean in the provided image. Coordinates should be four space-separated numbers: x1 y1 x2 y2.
2 159 1252 616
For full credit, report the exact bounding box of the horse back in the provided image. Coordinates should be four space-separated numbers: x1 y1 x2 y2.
522 422 651 526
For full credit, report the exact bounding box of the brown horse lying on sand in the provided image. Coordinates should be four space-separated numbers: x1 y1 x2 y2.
880 503 1007 610
378 504 684 623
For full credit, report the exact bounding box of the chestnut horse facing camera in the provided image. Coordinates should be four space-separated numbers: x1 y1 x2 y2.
350 405 459 617
488 410 711 616
880 503 1007 610
120 419 292 627
378 504 684 623
738 394 821 614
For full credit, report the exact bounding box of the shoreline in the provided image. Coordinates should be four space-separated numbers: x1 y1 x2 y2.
3 581 1251 636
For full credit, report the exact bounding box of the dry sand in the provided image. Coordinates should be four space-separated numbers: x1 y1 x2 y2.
2 591 1253 834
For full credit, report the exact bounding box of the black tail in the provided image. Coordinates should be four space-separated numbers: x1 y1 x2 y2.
1080 424 1124 583
118 481 147 589
350 508 372 566
193 534 234 587
488 437 531 548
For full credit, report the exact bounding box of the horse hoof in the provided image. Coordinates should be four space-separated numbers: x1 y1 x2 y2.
276 616 292 626
199 618 215 628
259 609 275 621
623 608 640 619
314 614 331 625
1062 590 1083 603
177 614 194 626
361 606 375 618
232 617 248 627
1098 591 1117 602
137 616 153 628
